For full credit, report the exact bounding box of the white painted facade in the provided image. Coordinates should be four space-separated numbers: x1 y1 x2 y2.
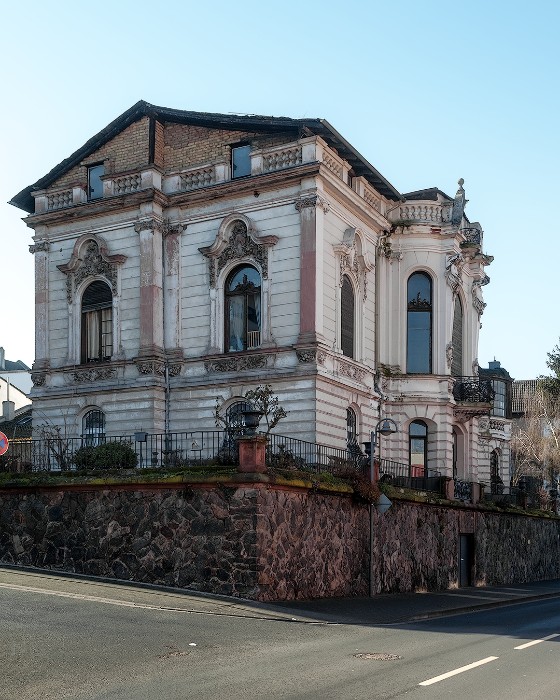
11 102 510 485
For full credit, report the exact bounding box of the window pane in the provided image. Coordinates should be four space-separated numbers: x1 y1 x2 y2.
227 266 260 292
88 165 104 201
232 145 251 178
228 296 245 351
341 276 355 358
407 274 431 306
407 312 431 373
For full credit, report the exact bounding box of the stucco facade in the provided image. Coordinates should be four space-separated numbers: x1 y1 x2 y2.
11 101 509 485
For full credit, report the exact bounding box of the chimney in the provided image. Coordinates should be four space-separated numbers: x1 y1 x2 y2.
2 401 15 422
488 360 501 370
0 347 4 370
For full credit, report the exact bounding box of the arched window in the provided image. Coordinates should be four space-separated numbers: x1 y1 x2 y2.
341 275 355 358
82 409 106 446
409 420 428 477
451 296 463 376
490 449 503 494
225 265 261 352
407 273 432 373
81 281 113 363
346 407 357 446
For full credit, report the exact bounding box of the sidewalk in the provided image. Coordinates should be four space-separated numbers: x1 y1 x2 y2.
265 579 560 625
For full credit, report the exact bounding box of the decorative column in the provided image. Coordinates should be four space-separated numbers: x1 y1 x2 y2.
163 224 183 371
134 219 165 368
29 240 50 384
295 194 329 345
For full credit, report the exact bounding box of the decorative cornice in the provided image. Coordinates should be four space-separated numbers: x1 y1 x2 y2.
199 215 278 288
29 241 50 254
204 353 270 373
134 218 167 235
57 234 126 304
73 367 117 383
337 359 367 382
295 194 330 213
136 360 166 376
296 349 327 365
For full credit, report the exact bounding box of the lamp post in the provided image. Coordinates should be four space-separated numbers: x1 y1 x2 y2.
363 418 398 483
364 417 398 598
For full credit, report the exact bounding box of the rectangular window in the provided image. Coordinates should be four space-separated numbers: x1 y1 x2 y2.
492 380 506 417
231 145 251 179
88 164 104 200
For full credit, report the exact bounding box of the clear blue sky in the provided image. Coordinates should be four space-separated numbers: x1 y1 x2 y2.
1 0 558 379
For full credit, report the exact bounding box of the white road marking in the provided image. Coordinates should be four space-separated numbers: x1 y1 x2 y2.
419 656 499 686
514 633 560 650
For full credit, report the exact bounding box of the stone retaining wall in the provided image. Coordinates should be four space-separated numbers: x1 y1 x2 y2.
1 481 559 601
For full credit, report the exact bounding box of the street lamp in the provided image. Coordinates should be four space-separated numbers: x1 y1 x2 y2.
364 417 398 599
363 418 398 482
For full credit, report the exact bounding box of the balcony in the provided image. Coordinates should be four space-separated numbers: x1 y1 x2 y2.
452 376 494 421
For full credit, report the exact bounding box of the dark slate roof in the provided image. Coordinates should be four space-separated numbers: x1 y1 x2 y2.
1 359 30 371
10 100 402 213
0 407 32 439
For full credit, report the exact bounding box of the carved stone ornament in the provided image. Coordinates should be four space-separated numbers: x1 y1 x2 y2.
73 367 117 383
29 241 50 254
57 234 126 304
446 342 453 369
136 360 166 376
204 354 270 373
295 194 330 213
333 228 373 302
451 178 466 226
472 294 486 316
445 252 464 292
199 214 279 288
31 372 47 386
296 349 327 364
167 363 182 377
134 218 167 235
338 359 367 382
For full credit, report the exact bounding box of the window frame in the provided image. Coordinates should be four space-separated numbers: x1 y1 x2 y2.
82 409 106 447
340 275 355 359
407 272 433 374
224 264 262 353
81 280 113 364
231 143 252 179
409 420 428 477
87 163 105 201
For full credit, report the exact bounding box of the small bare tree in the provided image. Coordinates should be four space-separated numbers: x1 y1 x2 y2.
215 385 287 435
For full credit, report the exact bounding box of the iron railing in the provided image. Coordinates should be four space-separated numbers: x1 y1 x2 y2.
0 431 230 473
379 458 446 495
265 433 365 474
452 376 495 403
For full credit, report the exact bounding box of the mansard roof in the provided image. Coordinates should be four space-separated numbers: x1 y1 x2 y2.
10 100 402 213
402 187 453 201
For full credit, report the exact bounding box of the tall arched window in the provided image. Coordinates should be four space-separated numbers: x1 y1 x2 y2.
341 275 355 358
82 409 106 446
451 296 463 376
225 265 261 352
409 420 428 477
490 449 503 494
407 273 432 373
81 281 113 363
346 407 357 446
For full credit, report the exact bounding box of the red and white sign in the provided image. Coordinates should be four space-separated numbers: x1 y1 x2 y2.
0 431 9 456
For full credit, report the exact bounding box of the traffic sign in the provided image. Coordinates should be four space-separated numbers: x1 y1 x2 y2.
0 431 8 456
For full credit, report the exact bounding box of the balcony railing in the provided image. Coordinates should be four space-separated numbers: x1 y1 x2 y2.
452 376 495 404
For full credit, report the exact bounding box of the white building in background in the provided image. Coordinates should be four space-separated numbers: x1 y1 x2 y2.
10 101 505 485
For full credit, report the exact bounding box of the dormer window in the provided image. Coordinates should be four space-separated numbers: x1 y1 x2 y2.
88 164 104 201
231 144 251 179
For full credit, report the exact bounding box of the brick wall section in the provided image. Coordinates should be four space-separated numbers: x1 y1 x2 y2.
49 118 151 190
163 124 295 171
153 119 165 169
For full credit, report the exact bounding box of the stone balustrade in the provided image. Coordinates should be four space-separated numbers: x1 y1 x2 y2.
392 202 453 225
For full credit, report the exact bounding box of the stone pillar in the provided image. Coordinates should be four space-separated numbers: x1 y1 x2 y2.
163 225 182 353
134 219 164 360
295 194 328 345
238 435 268 473
29 240 50 374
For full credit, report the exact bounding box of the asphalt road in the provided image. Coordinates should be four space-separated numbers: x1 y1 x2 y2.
1 569 560 699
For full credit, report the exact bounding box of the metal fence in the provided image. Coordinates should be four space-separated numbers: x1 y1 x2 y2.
379 458 446 495
0 431 230 473
264 433 367 474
